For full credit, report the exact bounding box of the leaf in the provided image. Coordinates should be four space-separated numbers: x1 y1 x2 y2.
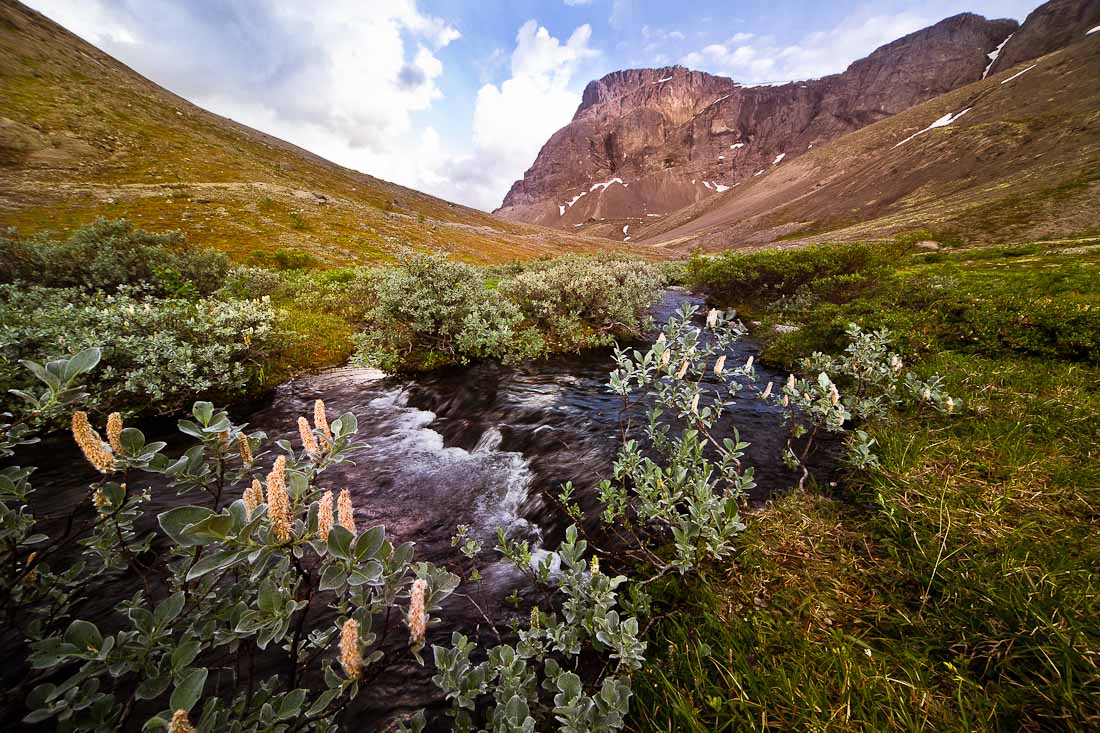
135 674 172 701
169 667 207 713
185 549 240 581
171 640 202 671
276 689 307 720
192 401 215 426
318 564 347 592
63 620 102 652
62 347 101 382
119 427 146 456
354 525 386 560
327 526 353 560
158 506 215 546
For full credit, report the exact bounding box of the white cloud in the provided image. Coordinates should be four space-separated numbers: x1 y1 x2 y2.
435 21 600 210
563 0 593 5
680 4 1027 84
26 0 470 197
681 9 937 83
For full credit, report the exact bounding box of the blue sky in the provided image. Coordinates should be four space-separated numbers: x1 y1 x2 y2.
28 0 1039 210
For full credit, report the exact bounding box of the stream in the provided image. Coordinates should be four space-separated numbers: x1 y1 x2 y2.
10 289 826 730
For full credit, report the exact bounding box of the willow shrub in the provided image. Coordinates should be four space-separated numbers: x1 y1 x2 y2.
0 219 228 298
0 284 282 421
351 252 665 372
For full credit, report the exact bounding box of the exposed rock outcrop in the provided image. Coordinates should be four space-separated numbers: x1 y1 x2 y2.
495 12 1019 233
987 0 1100 75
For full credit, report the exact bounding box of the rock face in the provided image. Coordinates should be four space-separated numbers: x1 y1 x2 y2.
495 12 1018 232
987 0 1100 75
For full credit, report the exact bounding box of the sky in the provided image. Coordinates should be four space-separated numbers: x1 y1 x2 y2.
27 0 1040 211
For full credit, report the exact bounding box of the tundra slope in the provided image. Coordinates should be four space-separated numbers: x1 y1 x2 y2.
0 0 630 265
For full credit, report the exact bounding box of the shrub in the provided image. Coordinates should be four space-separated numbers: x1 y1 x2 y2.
0 285 280 418
498 255 665 352
0 219 228 296
351 252 543 371
685 242 897 307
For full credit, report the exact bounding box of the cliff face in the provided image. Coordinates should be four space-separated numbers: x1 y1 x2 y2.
494 12 1019 233
987 0 1100 75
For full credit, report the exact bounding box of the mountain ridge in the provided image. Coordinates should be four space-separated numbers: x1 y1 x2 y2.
494 11 1019 235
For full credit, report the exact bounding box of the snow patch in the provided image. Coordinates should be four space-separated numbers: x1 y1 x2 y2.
982 33 1013 79
646 213 662 217
1000 64 1036 84
718 155 725 160
730 143 745 149
558 191 587 216
894 108 972 147
773 153 786 165
622 225 630 236
753 169 765 176
656 76 674 83
590 178 627 193
713 183 731 192
1088 25 1100 35
703 181 714 190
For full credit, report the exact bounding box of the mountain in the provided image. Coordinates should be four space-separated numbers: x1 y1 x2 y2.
987 0 1100 75
630 23 1100 251
0 0 624 265
494 12 1019 237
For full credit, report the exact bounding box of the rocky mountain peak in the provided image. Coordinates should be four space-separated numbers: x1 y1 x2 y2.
494 9 1022 235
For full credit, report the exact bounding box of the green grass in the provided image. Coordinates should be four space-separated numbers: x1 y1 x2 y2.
633 243 1100 730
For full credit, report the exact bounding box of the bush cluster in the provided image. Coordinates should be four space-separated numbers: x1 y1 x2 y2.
0 285 281 418
352 252 665 372
685 241 898 308
0 219 228 298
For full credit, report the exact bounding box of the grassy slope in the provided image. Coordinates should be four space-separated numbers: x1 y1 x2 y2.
635 33 1100 253
633 245 1100 730
0 1 635 265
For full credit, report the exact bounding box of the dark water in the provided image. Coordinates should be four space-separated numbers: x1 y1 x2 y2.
8 290 827 729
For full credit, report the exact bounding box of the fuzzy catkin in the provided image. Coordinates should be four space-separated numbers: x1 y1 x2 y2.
169 710 196 733
72 411 115 473
238 435 253 467
266 456 291 541
298 417 319 457
317 490 334 540
244 479 263 520
408 578 427 650
106 412 123 453
337 489 356 534
314 399 332 439
339 618 361 679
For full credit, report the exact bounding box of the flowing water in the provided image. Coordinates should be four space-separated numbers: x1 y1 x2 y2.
10 290 830 729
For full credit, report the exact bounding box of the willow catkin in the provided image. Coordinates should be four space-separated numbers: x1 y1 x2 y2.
314 399 332 439
298 417 319 458
317 490 334 540
590 555 600 576
761 381 774 400
72 411 115 473
106 412 123 454
169 710 196 733
337 489 356 534
408 578 427 650
713 355 726 376
266 456 291 542
676 360 689 379
238 434 254 467
690 393 700 415
706 309 719 328
339 618 361 679
244 479 263 520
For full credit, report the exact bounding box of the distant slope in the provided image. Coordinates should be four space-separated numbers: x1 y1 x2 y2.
494 12 1018 238
632 29 1100 252
0 0 624 265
